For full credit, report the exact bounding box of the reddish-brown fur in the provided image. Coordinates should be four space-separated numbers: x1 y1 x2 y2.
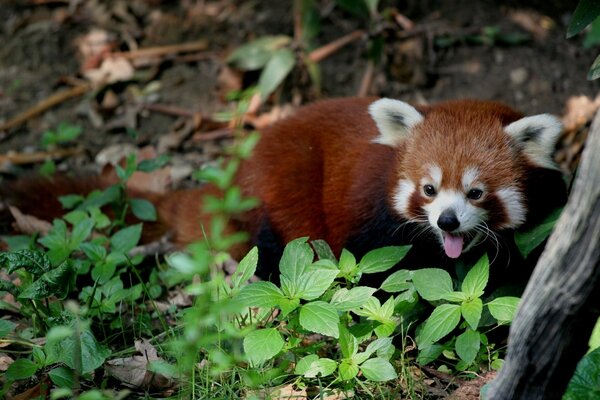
2 98 565 274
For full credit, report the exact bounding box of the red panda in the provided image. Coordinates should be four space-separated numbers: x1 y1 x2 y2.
2 97 567 284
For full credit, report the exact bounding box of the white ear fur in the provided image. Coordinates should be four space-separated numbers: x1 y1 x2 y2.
368 98 424 146
504 114 563 169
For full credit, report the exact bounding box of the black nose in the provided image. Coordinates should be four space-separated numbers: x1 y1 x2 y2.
437 210 460 232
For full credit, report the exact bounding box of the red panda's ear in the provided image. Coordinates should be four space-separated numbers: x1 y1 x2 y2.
369 98 424 146
504 114 563 169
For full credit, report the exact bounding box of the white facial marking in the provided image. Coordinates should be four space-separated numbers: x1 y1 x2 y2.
462 167 480 190
428 165 442 188
393 179 415 216
423 189 488 233
496 187 526 228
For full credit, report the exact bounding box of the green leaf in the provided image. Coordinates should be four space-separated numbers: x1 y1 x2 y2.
236 281 284 308
417 343 445 364
299 301 340 338
589 317 600 350
45 326 110 375
243 328 284 366
257 48 295 99
455 329 480 364
360 358 397 382
567 1 600 38
91 261 116 284
339 324 358 359
330 286 377 311
279 237 314 298
310 239 336 261
231 247 259 289
137 154 170 172
589 53 600 81
515 207 562 258
295 354 319 375
130 199 157 222
412 268 454 301
584 18 600 48
5 358 38 381
110 224 142 253
0 249 51 275
302 358 338 378
461 254 489 298
297 260 339 300
563 347 600 400
487 296 520 323
80 243 106 262
227 35 292 70
0 319 16 337
380 269 412 293
49 366 75 388
441 291 469 302
70 218 94 248
19 260 73 300
461 298 483 330
355 337 394 364
418 304 461 346
338 249 357 277
58 194 84 210
338 359 359 381
359 246 411 274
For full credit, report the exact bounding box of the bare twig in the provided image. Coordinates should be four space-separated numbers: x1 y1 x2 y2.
192 128 234 142
113 40 209 60
0 85 90 133
143 104 196 118
308 30 365 63
0 147 84 165
357 59 375 97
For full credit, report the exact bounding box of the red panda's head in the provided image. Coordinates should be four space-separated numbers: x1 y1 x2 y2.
369 98 563 259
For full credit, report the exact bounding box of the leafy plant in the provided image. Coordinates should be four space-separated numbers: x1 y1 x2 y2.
568 0 600 79
235 237 410 385
411 255 519 371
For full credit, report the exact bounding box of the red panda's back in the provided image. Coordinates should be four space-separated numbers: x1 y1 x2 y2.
239 97 393 251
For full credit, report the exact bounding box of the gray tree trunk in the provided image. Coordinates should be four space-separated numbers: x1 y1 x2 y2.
487 110 600 399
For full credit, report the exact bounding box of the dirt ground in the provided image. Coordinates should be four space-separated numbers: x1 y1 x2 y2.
0 0 598 177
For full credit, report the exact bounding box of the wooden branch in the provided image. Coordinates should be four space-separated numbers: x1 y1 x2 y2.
0 85 90 133
113 40 209 60
307 30 365 63
487 110 600 398
0 146 83 165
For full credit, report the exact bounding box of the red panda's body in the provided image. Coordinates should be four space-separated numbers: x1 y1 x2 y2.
3 97 567 285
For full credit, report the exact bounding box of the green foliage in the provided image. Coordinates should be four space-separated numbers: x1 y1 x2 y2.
412 255 520 369
564 347 600 400
41 122 82 149
568 1 600 79
515 207 562 258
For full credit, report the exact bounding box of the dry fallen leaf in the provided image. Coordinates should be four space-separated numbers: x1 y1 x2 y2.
508 10 553 41
0 354 14 371
84 56 135 86
562 94 600 132
8 206 52 236
105 339 173 390
75 28 114 71
246 382 354 399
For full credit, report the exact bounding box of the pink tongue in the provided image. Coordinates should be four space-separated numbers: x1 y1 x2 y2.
443 233 464 259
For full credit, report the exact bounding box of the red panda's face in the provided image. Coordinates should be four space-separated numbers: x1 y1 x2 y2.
369 98 563 259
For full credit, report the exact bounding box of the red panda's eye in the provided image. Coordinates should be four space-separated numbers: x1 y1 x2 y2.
467 188 483 200
423 185 436 197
